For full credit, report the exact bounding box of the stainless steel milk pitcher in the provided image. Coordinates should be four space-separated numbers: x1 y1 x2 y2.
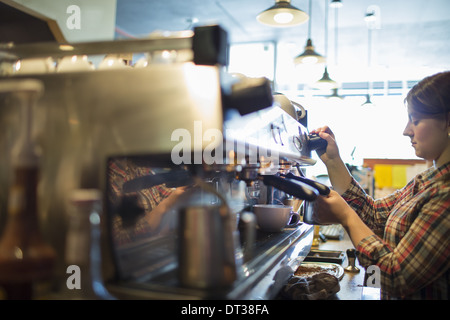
177 181 238 289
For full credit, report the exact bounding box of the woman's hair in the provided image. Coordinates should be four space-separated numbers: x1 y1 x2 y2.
405 71 450 118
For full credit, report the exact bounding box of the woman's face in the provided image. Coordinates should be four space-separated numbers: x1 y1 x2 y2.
403 110 449 162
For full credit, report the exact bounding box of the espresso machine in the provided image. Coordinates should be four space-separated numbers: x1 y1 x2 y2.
0 25 328 300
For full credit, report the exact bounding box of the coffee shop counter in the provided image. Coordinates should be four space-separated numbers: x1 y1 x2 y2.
317 232 381 300
107 223 380 300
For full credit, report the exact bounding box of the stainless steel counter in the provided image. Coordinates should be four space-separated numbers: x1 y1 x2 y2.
107 223 313 300
319 234 380 300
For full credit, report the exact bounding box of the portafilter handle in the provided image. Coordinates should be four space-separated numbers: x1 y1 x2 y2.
283 173 330 196
308 133 328 152
260 175 319 201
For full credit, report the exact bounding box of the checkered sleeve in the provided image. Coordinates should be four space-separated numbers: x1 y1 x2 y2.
356 184 450 298
341 178 403 236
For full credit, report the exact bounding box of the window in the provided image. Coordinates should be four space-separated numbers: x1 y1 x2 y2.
228 42 275 80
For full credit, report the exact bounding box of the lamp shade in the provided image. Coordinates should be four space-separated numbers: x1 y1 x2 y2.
314 66 338 89
257 0 309 27
327 88 344 100
294 38 326 64
330 0 343 8
361 94 374 106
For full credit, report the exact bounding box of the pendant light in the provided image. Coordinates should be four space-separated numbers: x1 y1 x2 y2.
327 88 343 100
327 0 344 99
257 0 309 27
362 9 376 107
361 93 374 106
316 66 337 89
330 0 343 8
294 0 325 64
315 0 337 89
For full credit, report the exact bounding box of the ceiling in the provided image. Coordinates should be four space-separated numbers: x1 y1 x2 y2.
115 0 450 74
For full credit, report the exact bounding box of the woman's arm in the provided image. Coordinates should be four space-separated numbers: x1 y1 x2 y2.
311 126 352 194
313 190 375 247
316 177 450 297
356 189 450 297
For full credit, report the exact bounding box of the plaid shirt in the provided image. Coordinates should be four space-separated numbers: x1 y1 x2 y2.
107 158 173 246
342 162 450 299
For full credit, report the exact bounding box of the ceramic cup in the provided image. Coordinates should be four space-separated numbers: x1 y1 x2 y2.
57 55 94 72
253 204 300 232
133 57 149 68
14 57 55 74
98 54 128 70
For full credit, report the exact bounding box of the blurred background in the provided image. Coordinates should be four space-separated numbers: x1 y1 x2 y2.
1 0 449 175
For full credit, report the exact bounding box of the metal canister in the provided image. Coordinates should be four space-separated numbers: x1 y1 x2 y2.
177 204 237 289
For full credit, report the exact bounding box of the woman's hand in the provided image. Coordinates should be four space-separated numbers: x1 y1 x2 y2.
310 126 340 164
310 126 352 194
312 190 354 226
313 190 375 248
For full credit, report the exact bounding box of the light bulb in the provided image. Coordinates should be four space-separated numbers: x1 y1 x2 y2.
274 12 294 24
302 56 319 64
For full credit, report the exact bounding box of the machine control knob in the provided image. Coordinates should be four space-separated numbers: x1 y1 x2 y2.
293 136 303 152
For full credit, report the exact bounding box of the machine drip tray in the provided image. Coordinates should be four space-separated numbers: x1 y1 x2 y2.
303 249 346 264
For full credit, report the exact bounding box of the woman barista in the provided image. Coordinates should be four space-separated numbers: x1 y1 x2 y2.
311 71 450 299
